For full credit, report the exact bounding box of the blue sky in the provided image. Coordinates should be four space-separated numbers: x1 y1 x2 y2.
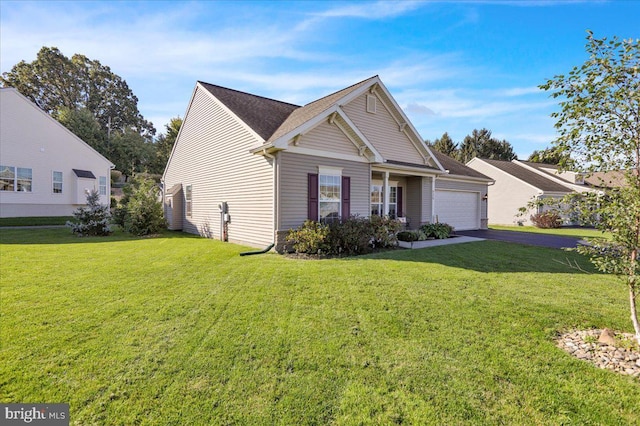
1 0 638 158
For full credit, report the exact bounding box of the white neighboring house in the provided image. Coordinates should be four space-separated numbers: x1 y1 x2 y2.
466 158 598 226
0 88 114 217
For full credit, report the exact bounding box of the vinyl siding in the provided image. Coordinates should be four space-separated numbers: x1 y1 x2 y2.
466 160 539 226
0 89 113 217
405 176 433 228
278 151 370 231
163 86 274 248
342 92 425 165
296 120 361 157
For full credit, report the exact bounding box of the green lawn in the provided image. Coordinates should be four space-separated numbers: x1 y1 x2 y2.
1 228 638 425
490 225 611 240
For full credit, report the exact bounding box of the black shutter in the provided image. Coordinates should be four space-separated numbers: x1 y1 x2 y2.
308 173 318 221
397 186 403 217
341 176 351 220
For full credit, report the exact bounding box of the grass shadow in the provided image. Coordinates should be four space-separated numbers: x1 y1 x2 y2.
348 240 602 274
0 227 202 245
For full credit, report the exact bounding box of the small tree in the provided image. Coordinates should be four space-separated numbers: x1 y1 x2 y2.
540 31 640 344
66 190 112 236
121 176 166 236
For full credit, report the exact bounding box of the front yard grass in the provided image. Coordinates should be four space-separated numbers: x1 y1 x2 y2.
1 228 638 424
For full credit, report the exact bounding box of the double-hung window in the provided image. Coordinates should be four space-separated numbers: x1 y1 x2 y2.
185 185 192 217
0 165 32 192
308 167 349 223
319 174 341 223
99 176 107 196
53 171 63 193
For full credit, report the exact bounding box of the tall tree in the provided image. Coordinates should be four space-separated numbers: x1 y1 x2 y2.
431 132 458 157
527 147 570 165
540 31 640 344
457 128 517 163
109 129 155 179
0 46 155 141
154 117 183 173
57 107 107 154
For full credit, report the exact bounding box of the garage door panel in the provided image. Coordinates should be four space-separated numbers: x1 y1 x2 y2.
434 190 479 231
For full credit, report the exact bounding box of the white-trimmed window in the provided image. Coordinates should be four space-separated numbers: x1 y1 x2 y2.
99 176 107 196
53 171 63 193
318 166 342 223
319 174 341 223
0 165 32 192
371 184 383 216
185 184 192 217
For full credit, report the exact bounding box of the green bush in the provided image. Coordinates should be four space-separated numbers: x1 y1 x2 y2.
328 216 373 255
530 212 562 229
286 216 403 255
370 215 402 248
122 177 167 236
66 190 112 236
285 220 331 254
397 230 420 242
420 223 453 239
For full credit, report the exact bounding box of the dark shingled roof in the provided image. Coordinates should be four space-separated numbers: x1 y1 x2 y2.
198 82 300 141
429 150 492 180
482 159 572 192
73 169 96 179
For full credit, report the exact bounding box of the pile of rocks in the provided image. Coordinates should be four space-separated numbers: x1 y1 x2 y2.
556 329 640 378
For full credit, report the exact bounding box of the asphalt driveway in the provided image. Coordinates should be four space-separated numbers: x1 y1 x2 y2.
455 229 583 249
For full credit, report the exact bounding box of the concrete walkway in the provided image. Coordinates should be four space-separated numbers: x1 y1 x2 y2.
398 235 485 249
455 229 583 249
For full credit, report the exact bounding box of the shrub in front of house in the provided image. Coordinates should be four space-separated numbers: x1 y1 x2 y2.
420 222 454 239
285 220 331 254
530 212 562 229
286 216 403 255
370 215 403 248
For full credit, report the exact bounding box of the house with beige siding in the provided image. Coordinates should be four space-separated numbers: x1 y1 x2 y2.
163 76 492 250
466 158 598 226
0 88 114 218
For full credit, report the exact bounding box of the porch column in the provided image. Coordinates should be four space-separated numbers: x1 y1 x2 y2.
383 171 390 216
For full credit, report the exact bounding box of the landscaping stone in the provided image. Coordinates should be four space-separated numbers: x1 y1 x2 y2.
556 329 640 379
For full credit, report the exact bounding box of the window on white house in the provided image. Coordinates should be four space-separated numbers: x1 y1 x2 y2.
99 176 107 196
319 174 341 223
185 185 192 217
53 171 63 193
0 166 32 192
0 165 15 191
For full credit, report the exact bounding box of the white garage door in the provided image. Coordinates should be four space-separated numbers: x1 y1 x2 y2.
434 190 479 231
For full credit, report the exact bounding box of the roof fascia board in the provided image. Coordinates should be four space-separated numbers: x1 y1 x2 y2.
163 85 200 181
271 104 340 149
198 82 266 144
437 175 495 184
286 146 370 163
4 88 114 168
372 163 446 177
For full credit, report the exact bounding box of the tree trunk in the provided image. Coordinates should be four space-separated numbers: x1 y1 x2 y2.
630 283 640 346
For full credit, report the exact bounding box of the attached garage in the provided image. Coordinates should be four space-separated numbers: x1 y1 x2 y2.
434 189 480 231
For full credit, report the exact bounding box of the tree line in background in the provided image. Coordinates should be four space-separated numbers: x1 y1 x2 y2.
426 128 517 163
0 46 181 179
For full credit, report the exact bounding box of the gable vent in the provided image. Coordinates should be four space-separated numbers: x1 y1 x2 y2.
366 95 377 114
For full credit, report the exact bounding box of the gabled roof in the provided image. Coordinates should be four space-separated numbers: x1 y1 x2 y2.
480 159 571 192
430 150 492 181
267 76 377 143
198 82 299 141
